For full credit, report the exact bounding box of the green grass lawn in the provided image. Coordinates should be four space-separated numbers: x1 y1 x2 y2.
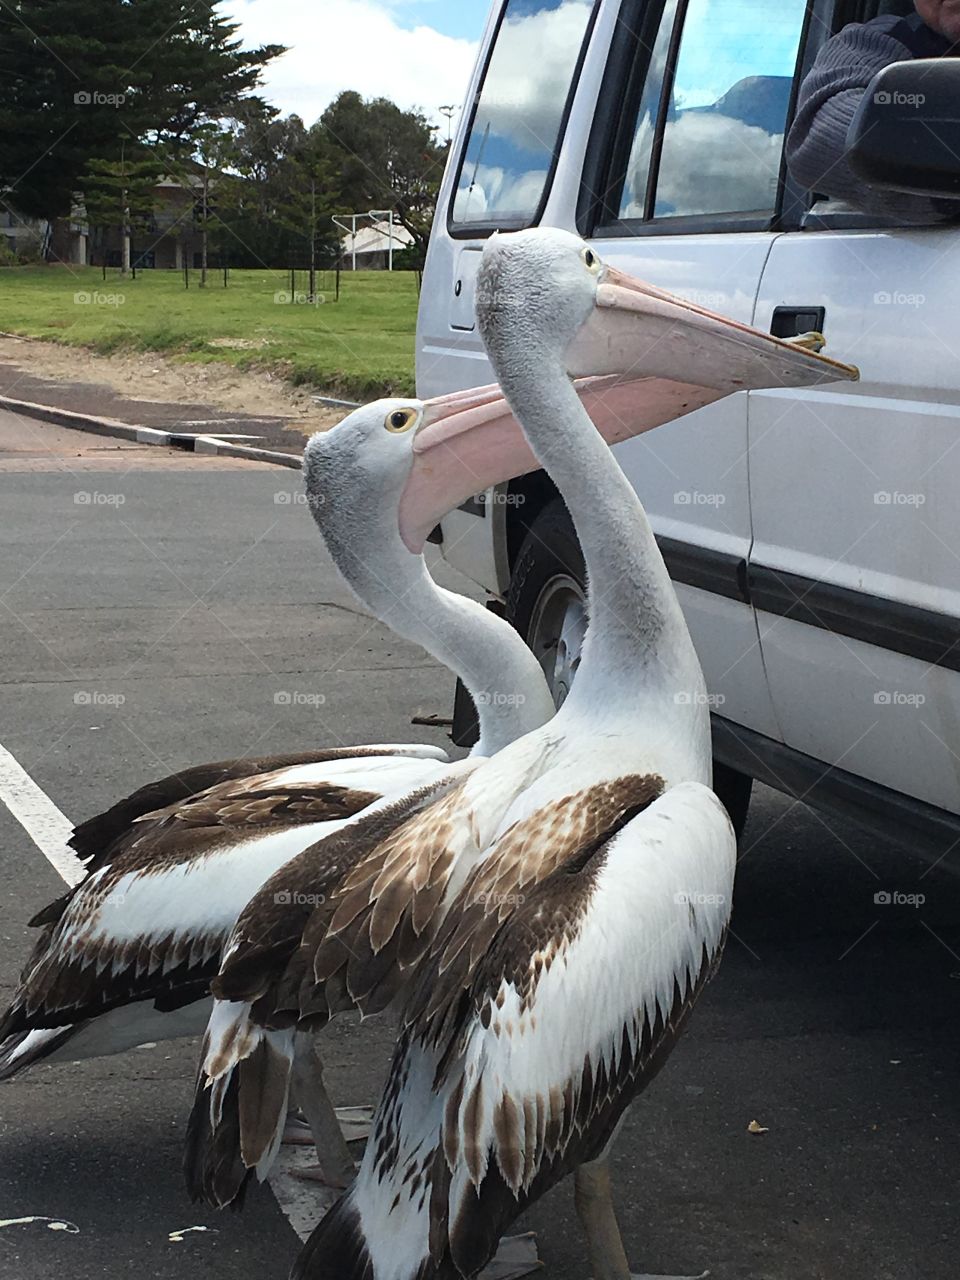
0 265 420 400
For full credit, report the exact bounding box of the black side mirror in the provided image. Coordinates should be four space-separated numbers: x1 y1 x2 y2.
847 58 960 199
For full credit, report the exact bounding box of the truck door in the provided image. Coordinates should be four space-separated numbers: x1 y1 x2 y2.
751 218 960 813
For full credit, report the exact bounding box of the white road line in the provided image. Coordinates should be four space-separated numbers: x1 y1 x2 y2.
0 742 84 886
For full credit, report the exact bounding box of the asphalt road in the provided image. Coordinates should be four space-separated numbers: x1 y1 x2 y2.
1 408 958 1280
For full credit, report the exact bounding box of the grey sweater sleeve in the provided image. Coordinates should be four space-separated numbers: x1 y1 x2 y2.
786 18 954 224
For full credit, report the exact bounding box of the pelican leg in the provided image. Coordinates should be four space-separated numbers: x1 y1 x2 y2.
288 1034 355 1189
574 1158 631 1280
282 1106 375 1146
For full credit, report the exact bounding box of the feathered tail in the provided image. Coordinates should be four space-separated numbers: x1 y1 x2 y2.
0 1025 84 1081
183 999 295 1209
289 1188 375 1280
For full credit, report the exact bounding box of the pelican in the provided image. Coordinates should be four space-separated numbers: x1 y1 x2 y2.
0 395 558 1099
181 371 703 1205
289 229 858 1280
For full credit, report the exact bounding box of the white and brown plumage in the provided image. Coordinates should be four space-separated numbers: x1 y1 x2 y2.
0 749 461 1081
182 396 566 1207
182 368 704 1204
290 229 858 1280
0 393 564 1089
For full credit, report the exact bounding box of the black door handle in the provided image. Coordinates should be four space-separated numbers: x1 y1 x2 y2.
770 305 826 338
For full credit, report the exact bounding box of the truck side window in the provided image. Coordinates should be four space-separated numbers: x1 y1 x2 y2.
451 0 596 229
615 0 807 223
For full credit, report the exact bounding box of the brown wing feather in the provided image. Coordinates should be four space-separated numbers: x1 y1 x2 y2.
30 759 393 934
6 776 381 1037
150 781 379 834
299 780 473 1021
211 773 467 1024
402 774 665 1056
67 748 397 871
298 774 663 1032
2 922 224 1035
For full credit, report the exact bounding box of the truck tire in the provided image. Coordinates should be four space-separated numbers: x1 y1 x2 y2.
504 498 586 709
504 498 753 837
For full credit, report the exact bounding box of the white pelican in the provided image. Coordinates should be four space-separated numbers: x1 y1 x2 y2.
181 371 701 1205
289 229 858 1280
0 395 557 1102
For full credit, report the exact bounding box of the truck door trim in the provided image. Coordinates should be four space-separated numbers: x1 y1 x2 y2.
748 564 960 673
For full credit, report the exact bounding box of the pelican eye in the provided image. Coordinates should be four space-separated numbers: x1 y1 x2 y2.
581 246 600 272
385 407 419 433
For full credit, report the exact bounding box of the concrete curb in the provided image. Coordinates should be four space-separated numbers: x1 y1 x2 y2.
0 393 303 470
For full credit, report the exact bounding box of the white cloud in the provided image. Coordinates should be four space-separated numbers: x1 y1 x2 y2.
478 0 593 152
222 0 479 129
632 113 784 218
454 164 550 221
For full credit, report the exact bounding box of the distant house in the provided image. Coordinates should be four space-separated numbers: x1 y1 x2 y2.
50 169 208 269
339 217 413 271
0 207 47 259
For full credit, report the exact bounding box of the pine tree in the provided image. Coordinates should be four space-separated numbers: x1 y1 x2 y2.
0 0 283 221
81 143 163 273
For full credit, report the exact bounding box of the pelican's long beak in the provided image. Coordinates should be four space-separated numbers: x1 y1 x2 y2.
398 375 667 553
398 263 858 554
573 264 859 390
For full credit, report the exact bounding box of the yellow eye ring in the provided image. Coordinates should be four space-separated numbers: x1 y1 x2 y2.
581 246 600 272
384 407 419 433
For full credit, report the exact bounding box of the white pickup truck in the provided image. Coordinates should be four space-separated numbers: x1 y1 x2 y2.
415 0 960 850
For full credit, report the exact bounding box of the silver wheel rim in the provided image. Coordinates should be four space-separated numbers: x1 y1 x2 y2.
526 573 587 707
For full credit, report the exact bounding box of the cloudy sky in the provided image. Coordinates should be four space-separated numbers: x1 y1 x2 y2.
222 0 493 131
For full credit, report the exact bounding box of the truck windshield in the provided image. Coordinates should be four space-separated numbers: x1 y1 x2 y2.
452 0 595 228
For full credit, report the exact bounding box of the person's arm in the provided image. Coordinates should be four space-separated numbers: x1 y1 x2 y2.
787 20 955 224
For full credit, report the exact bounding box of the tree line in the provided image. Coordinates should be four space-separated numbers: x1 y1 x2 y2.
0 0 449 272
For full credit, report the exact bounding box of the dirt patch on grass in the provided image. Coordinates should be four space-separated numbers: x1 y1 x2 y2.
0 335 347 433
